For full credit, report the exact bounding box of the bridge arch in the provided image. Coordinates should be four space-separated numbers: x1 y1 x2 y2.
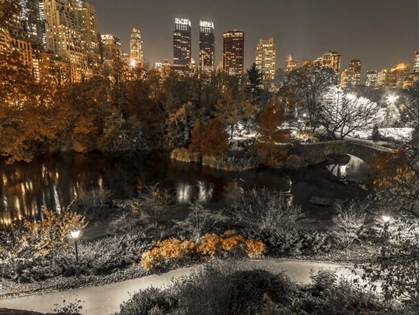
277 140 396 167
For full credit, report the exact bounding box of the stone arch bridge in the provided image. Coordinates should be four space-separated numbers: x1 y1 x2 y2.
276 140 397 167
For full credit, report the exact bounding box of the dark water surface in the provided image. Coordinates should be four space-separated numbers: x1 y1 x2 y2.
0 152 371 225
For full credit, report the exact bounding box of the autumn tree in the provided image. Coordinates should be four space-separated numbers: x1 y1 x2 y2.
0 48 63 163
318 86 381 139
254 103 289 166
189 119 203 153
166 102 207 148
200 118 228 157
0 0 20 29
214 87 256 139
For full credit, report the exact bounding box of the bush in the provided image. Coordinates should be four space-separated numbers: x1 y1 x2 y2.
117 263 408 315
202 150 258 171
0 205 87 278
73 187 112 221
170 261 295 315
132 183 175 226
331 201 367 248
117 287 178 315
140 233 265 271
3 233 153 282
294 269 400 315
52 298 84 314
254 229 332 257
170 147 200 162
225 187 301 235
173 202 226 243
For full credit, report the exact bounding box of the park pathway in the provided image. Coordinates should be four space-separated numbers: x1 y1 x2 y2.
0 260 353 315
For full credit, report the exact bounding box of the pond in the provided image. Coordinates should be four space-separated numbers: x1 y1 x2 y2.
0 152 371 226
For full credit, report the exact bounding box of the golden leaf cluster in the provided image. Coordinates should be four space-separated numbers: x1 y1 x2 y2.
140 232 265 271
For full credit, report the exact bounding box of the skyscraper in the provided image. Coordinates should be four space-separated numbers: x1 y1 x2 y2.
199 21 215 72
255 37 276 80
348 59 361 85
385 63 410 88
43 0 88 83
321 51 341 73
341 59 361 88
75 0 100 67
377 69 388 88
340 69 354 89
223 30 244 76
130 28 143 67
286 55 297 72
101 34 121 69
414 51 419 74
173 18 191 72
365 70 378 88
18 0 43 43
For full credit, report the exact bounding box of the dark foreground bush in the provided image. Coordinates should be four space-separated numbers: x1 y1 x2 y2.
115 261 409 315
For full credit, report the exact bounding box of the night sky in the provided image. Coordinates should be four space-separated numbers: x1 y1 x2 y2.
89 0 419 78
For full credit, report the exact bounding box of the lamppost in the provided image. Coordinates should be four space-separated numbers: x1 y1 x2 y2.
70 230 81 263
381 216 390 264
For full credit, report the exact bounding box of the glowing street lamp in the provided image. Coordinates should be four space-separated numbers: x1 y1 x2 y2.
382 215 390 223
386 95 398 105
70 230 81 263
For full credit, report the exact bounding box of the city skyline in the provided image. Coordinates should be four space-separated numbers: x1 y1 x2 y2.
89 0 418 79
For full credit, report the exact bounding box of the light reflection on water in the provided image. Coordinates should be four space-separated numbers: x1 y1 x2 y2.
327 155 371 181
0 152 371 226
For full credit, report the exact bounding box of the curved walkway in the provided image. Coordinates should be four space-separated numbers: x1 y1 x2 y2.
0 259 355 315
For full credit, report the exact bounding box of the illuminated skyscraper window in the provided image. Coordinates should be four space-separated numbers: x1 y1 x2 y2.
199 21 215 72
173 18 191 72
223 30 244 76
255 37 276 80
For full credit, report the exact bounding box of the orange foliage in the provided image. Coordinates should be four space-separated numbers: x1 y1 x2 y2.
140 233 265 270
220 235 245 251
196 233 220 257
255 104 290 166
244 240 265 258
140 238 196 270
200 118 228 157
189 119 202 153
